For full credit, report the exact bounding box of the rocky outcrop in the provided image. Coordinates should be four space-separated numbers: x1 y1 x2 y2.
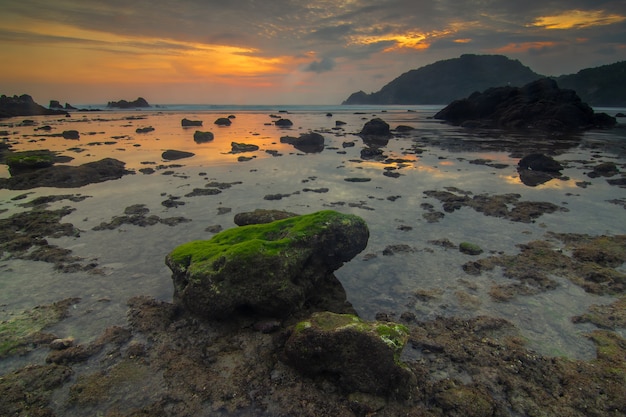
165 210 369 319
233 209 299 226
285 311 416 398
0 158 131 190
181 118 202 127
0 94 67 118
434 78 616 131
161 150 195 160
193 131 214 143
214 117 232 126
280 132 325 153
517 153 564 186
106 97 150 108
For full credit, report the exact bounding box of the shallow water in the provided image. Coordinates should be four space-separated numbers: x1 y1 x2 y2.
1 105 625 365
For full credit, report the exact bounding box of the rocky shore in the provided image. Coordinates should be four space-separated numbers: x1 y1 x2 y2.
1 94 625 416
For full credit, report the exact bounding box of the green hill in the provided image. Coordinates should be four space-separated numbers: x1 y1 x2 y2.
342 54 542 105
343 55 626 106
555 61 626 106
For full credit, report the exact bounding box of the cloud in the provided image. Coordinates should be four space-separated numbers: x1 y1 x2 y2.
304 57 336 73
530 9 626 29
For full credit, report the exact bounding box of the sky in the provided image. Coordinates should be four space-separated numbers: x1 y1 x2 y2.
1 0 625 105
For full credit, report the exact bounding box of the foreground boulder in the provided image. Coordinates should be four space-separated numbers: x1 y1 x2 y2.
284 311 416 398
165 210 369 319
181 118 202 127
434 78 616 130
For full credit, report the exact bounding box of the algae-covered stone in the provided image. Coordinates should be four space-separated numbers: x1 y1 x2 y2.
284 311 416 398
165 210 369 319
459 242 483 255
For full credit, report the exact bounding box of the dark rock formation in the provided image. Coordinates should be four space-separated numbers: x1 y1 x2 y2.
588 162 620 178
106 97 150 108
193 131 214 143
135 126 155 133
434 78 616 131
233 209 299 226
62 130 80 140
518 154 563 172
50 100 77 110
360 118 391 137
275 118 293 127
284 311 416 398
165 210 369 319
0 158 131 190
214 117 232 126
517 154 564 186
161 150 195 161
181 118 202 127
280 132 325 153
231 142 259 153
1 94 67 118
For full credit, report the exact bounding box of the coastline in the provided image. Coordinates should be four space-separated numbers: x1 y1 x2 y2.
1 106 625 416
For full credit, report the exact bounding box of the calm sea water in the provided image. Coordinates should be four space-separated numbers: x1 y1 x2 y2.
1 105 625 366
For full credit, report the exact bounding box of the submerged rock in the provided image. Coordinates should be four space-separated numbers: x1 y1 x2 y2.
165 210 369 319
284 311 416 398
0 158 131 190
280 132 325 153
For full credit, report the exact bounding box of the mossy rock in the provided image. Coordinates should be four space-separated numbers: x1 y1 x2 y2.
165 210 369 319
193 130 214 143
4 150 56 174
459 242 484 255
285 311 416 398
0 298 79 358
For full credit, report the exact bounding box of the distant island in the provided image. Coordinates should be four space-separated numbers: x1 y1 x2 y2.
342 54 626 107
106 97 151 108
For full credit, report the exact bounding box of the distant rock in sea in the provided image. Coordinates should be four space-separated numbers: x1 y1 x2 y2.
106 97 151 108
0 94 67 118
434 78 616 131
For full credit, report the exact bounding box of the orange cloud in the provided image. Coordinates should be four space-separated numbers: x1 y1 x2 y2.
453 38 472 44
0 17 300 88
530 9 626 29
490 41 559 54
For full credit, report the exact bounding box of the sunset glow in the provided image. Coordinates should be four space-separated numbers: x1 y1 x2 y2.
0 1 624 104
531 9 626 29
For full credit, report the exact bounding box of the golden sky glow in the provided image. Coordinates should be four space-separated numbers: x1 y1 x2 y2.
0 1 624 104
531 9 626 29
491 41 559 54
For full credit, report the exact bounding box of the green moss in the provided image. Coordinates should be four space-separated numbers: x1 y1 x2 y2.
4 150 55 169
375 323 410 349
168 210 365 274
0 298 78 358
459 242 484 255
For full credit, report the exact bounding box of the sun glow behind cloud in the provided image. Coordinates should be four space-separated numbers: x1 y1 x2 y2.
530 9 626 29
0 15 297 88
